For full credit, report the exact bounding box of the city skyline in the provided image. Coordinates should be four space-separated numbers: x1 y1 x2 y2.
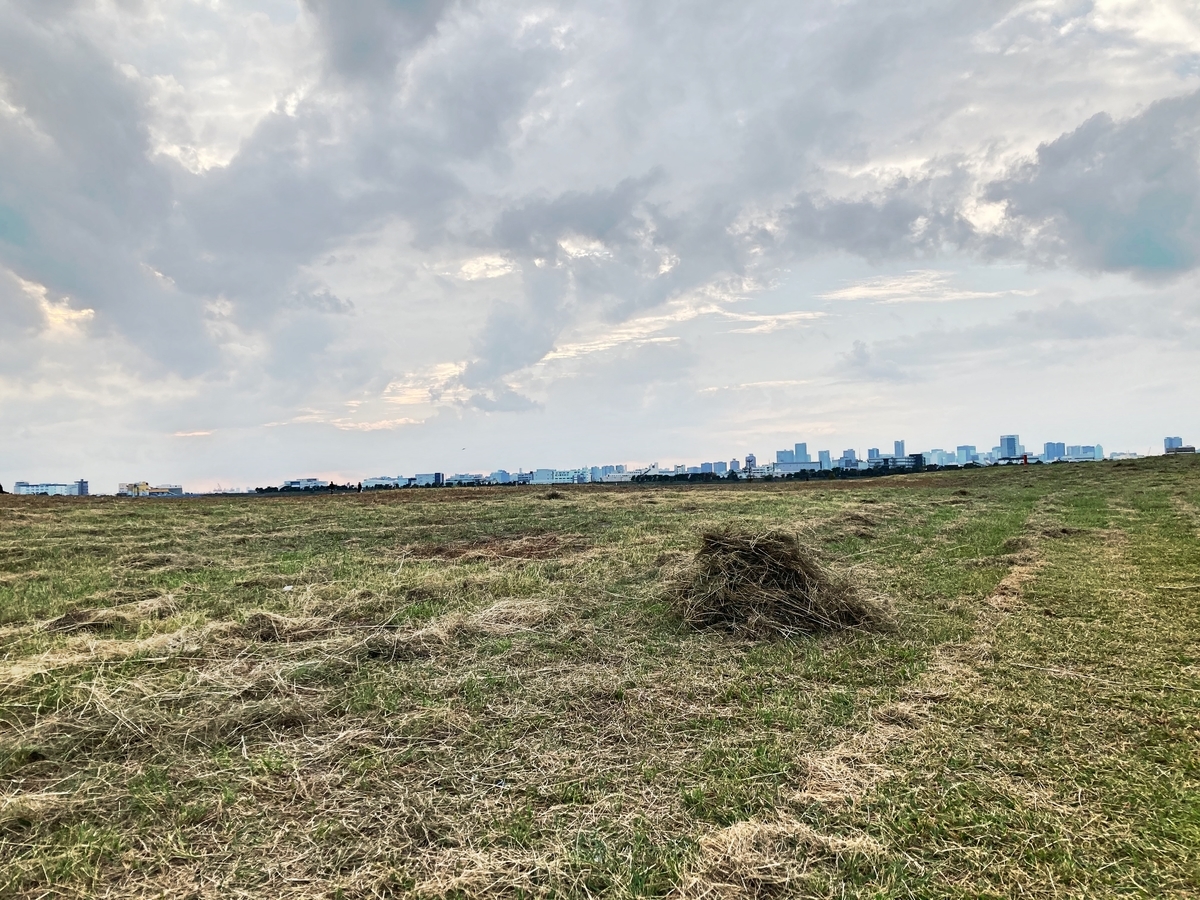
9 431 1189 496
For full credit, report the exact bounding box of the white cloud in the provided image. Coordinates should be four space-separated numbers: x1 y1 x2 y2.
458 255 515 280
820 270 1034 304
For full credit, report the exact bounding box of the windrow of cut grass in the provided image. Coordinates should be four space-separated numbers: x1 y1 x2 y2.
1 457 1197 898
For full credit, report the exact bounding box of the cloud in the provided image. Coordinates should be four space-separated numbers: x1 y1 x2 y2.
700 380 810 394
988 89 1200 278
304 0 450 83
3 1 1200 488
836 292 1200 383
820 270 1032 304
783 165 982 261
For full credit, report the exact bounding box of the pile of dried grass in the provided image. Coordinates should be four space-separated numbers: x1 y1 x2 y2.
672 530 886 638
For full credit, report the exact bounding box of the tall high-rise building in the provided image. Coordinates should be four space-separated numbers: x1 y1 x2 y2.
894 440 905 458
714 461 728 475
1044 442 1065 460
794 443 811 463
1000 434 1020 458
776 449 795 464
745 453 757 469
729 458 741 472
867 448 880 460
1165 436 1183 450
956 445 977 465
818 450 832 470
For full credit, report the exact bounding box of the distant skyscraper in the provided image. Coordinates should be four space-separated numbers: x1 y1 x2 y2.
794 442 811 463
1000 434 1020 458
700 462 713 473
729 458 741 472
714 461 727 475
776 449 795 464
1044 442 1065 460
1165 436 1183 450
956 445 976 465
745 453 756 469
818 450 832 470
894 440 905 458
867 448 880 460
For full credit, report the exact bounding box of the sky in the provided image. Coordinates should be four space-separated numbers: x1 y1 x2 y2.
2 0 1199 491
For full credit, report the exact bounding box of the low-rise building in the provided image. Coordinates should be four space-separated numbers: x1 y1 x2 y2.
600 471 637 482
774 461 820 475
118 482 183 497
282 478 328 491
14 480 88 496
363 476 405 489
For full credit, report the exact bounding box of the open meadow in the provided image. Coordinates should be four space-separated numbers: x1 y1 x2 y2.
2 458 1198 898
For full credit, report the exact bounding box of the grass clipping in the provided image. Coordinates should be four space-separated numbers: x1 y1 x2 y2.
672 530 886 638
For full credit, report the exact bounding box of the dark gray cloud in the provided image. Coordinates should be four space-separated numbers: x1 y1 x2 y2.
784 163 983 261
304 0 451 82
0 3 209 369
989 90 1200 277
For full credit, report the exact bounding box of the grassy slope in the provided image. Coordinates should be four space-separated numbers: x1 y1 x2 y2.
0 459 1196 898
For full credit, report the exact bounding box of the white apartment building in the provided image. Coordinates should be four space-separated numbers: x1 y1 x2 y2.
14 480 88 496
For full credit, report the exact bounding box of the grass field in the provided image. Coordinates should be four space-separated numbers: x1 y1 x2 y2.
2 458 1198 898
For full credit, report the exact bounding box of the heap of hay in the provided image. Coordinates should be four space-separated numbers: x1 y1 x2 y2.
672 529 886 638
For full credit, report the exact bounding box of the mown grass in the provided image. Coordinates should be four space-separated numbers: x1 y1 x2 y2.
0 458 1197 898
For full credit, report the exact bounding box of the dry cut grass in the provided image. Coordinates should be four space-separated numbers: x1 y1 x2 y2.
0 458 1197 898
671 530 889 638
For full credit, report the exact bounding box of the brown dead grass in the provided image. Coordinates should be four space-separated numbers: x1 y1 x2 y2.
671 530 888 638
41 595 178 634
675 817 880 899
404 533 586 561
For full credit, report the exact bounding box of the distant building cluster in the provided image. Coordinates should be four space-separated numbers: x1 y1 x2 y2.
360 465 632 488
7 434 1194 498
337 432 1194 491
